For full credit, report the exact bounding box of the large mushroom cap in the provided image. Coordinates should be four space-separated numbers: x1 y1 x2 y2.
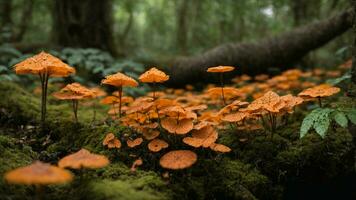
58 149 109 169
5 161 73 185
159 150 197 170
207 66 235 73
102 72 138 87
14 51 75 77
139 67 169 83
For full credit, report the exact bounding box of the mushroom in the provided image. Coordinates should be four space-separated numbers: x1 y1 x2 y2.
5 161 73 198
58 148 109 169
139 67 169 99
101 72 138 117
130 158 143 172
161 117 193 135
159 150 197 170
103 133 121 149
298 84 340 107
14 51 75 125
206 66 235 105
127 137 143 148
209 143 231 153
53 83 95 123
182 125 218 148
148 139 169 152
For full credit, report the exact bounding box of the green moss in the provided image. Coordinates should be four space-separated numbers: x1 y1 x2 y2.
171 159 270 200
0 134 38 200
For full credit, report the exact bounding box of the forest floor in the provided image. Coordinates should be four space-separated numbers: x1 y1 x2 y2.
0 67 356 200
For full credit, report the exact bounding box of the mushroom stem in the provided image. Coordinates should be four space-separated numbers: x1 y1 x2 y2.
35 184 43 200
318 97 322 108
39 73 49 127
219 73 226 106
118 86 123 118
72 99 79 123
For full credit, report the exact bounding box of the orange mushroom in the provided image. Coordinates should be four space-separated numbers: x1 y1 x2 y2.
148 139 169 152
161 117 193 135
159 150 197 170
130 158 143 172
127 137 143 148
53 83 94 123
298 84 340 107
5 161 73 185
209 143 231 153
183 125 218 148
206 66 235 105
139 67 169 99
58 148 109 169
103 133 121 149
101 72 138 117
14 51 75 125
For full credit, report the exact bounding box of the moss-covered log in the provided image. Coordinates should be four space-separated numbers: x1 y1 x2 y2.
166 10 353 87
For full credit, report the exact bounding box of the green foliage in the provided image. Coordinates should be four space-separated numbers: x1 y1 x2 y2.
51 48 148 96
300 107 356 138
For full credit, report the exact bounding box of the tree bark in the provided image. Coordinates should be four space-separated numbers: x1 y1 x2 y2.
176 0 189 55
166 10 353 87
52 0 117 55
12 0 34 42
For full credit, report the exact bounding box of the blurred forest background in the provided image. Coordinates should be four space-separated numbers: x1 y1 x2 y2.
0 0 353 89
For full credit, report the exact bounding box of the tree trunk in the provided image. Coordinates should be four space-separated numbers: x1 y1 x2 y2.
166 10 353 87
12 0 34 42
52 0 117 55
176 0 189 55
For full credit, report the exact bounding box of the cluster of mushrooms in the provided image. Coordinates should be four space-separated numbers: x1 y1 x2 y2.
5 51 343 191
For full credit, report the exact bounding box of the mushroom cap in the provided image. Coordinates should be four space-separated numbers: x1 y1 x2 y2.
5 161 73 185
14 51 75 77
127 137 143 148
142 129 160 140
100 96 121 105
222 112 248 122
161 117 193 135
207 66 235 73
139 67 169 83
298 84 340 98
280 94 304 113
209 143 231 153
53 83 94 100
148 139 169 152
159 150 197 170
103 133 121 149
90 87 107 98
58 149 109 169
102 72 138 87
183 126 218 148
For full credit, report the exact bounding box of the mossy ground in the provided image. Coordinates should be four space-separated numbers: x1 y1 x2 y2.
0 81 355 200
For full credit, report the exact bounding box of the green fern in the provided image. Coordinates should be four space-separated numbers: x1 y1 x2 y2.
300 108 356 139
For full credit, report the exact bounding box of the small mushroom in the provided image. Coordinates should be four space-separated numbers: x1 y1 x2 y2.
159 150 197 170
206 66 235 105
298 84 340 107
148 139 169 152
102 72 138 117
103 133 121 149
58 148 109 169
53 83 94 123
127 137 143 148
